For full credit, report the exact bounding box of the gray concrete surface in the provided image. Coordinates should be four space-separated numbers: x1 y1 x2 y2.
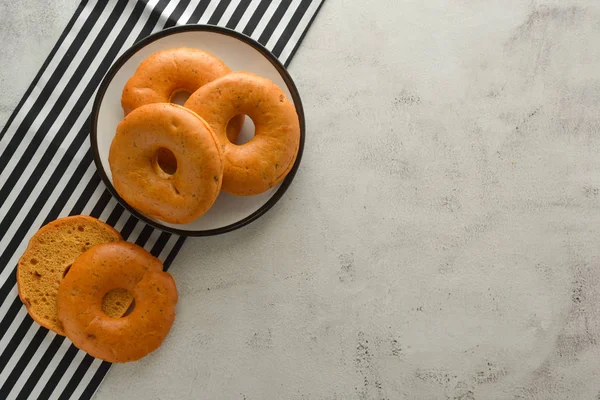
3 0 600 399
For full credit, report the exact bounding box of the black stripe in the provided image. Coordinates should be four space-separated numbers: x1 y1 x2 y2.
79 361 111 400
14 335 65 400
0 0 113 179
226 0 251 28
284 0 324 66
257 0 292 45
120 216 140 240
106 203 126 227
271 0 312 58
90 190 114 219
37 344 80 400
69 173 102 216
207 0 232 25
150 232 172 257
187 0 211 24
0 315 34 376
43 149 95 226
0 297 20 340
0 299 22 342
163 0 191 29
135 225 155 246
137 0 173 39
164 236 187 271
242 0 271 36
0 0 88 142
0 328 49 396
58 354 96 400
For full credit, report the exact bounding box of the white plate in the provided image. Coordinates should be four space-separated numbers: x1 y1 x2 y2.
91 25 305 236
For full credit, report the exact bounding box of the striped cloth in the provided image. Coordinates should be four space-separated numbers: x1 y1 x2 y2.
0 1 323 399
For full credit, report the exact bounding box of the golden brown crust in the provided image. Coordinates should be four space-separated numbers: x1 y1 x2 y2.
57 241 178 363
184 71 301 196
109 103 224 224
16 215 129 335
121 47 244 142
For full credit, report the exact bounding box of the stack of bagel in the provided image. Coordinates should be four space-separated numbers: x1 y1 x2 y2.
110 48 301 224
16 47 301 363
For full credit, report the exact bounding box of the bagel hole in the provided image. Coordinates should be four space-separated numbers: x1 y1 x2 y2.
101 288 135 318
155 147 177 175
170 90 191 106
123 299 136 316
233 115 255 145
62 264 72 279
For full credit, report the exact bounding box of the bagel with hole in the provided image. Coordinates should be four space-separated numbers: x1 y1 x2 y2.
121 47 244 142
57 241 178 363
184 71 300 196
108 103 224 224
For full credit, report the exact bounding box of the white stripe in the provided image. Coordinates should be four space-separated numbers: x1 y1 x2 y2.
250 0 280 40
159 235 181 263
235 0 261 31
144 229 164 252
265 0 302 50
218 0 241 26
0 286 18 320
67 358 103 400
127 221 146 243
25 338 73 400
0 308 28 357
113 210 132 233
279 0 322 64
81 184 108 216
155 0 180 28
0 2 95 156
0 0 121 174
198 0 221 24
98 197 120 222
47 348 86 399
176 0 203 26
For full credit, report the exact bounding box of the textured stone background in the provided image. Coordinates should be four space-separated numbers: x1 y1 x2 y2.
2 0 600 399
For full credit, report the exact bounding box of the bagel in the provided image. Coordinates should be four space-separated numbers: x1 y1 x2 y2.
17 215 132 335
184 72 300 196
57 241 178 363
121 47 244 142
108 103 224 224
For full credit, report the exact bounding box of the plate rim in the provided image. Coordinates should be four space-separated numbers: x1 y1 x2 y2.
90 24 305 237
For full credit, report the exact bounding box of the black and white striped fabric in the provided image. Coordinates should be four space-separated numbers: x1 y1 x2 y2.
0 1 323 398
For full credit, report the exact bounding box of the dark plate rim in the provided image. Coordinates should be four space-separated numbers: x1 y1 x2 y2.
90 24 305 237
